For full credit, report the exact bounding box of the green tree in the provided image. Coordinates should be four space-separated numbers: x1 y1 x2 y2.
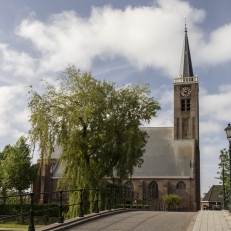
217 148 229 208
28 65 161 216
0 145 11 203
163 194 183 210
1 136 38 217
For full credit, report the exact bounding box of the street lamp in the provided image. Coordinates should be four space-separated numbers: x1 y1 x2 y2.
224 123 231 213
220 152 226 209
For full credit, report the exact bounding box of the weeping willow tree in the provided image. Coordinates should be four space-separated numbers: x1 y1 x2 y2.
28 65 160 216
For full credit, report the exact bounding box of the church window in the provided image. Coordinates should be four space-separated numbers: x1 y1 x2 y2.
176 181 186 189
149 181 158 199
124 181 134 199
181 99 190 111
181 99 185 111
186 99 190 111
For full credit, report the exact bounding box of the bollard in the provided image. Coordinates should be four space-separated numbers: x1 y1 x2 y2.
58 190 64 223
79 188 84 217
107 188 111 210
28 193 35 231
95 188 99 213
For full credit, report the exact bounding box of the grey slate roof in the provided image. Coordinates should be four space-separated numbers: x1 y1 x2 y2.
50 127 195 179
51 145 62 159
132 127 194 178
202 185 222 202
179 27 194 77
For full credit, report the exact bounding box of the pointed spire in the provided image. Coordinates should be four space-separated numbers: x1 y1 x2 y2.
179 17 194 77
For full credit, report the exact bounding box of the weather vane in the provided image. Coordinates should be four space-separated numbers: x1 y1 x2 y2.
184 15 187 33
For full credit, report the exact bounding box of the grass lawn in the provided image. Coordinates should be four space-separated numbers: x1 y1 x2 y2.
0 224 42 231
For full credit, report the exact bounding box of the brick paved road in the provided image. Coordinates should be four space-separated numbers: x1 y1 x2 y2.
67 211 196 231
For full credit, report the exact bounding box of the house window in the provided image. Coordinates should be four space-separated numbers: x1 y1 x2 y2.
149 181 158 199
124 181 134 199
176 181 186 189
181 99 190 111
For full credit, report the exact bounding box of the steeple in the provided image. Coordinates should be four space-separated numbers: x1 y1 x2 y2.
179 18 194 77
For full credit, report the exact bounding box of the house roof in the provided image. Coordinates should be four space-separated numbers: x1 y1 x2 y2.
202 185 222 202
132 127 194 178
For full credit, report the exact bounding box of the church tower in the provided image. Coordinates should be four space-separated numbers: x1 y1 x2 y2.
174 24 199 146
173 22 200 210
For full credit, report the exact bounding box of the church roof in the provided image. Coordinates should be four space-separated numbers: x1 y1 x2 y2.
202 185 222 202
50 127 195 179
179 24 194 77
132 127 194 178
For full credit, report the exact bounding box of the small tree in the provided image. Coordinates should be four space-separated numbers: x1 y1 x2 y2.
217 148 229 208
1 136 38 219
163 194 183 210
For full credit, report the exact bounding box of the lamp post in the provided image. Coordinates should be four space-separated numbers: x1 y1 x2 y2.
220 152 226 209
224 123 231 213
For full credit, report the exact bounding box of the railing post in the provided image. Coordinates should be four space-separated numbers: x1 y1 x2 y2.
130 191 133 209
107 188 111 210
58 190 64 223
28 192 35 231
144 194 146 208
113 188 116 209
79 188 84 217
95 188 99 213
136 192 139 209
123 189 125 209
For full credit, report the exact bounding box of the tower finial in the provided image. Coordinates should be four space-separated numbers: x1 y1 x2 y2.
184 16 187 33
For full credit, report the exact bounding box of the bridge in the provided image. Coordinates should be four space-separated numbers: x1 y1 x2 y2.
36 210 231 231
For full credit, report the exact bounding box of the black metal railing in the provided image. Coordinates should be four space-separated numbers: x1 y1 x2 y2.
0 188 167 230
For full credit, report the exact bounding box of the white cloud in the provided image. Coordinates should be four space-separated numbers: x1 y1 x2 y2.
15 0 205 77
196 24 231 65
0 85 29 139
0 44 35 78
200 87 231 122
145 109 173 127
200 121 222 135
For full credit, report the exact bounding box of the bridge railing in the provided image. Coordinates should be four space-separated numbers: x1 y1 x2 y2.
0 188 158 231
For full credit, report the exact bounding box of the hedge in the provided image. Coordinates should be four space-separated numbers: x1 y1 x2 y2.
0 204 69 217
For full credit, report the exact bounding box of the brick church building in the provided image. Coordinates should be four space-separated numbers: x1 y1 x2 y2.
32 25 201 211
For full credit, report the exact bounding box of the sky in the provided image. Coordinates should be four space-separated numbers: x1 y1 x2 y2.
0 0 231 196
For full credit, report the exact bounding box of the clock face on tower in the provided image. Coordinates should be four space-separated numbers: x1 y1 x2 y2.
180 86 191 97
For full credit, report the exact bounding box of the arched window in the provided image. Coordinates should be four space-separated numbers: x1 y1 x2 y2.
176 181 186 189
124 181 134 199
149 181 158 199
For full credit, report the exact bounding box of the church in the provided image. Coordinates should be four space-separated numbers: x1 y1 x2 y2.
32 25 201 212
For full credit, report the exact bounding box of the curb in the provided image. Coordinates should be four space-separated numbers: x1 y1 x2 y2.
36 208 137 231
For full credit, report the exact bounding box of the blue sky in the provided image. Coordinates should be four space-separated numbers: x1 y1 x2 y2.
0 0 231 195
